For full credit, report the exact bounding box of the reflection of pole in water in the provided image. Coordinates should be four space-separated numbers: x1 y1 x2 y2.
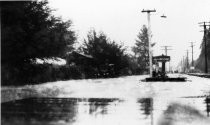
138 98 154 125
151 98 153 125
205 97 210 117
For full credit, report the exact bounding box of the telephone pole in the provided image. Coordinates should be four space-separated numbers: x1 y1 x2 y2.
182 56 185 72
189 42 195 67
161 46 172 55
186 50 189 71
199 22 210 73
161 46 172 72
142 9 156 77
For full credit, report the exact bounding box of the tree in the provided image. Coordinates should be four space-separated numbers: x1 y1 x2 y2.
132 25 155 74
195 28 210 72
1 0 76 66
81 30 129 76
1 1 77 85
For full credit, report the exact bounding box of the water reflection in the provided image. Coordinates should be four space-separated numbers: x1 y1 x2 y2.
2 98 79 124
157 97 210 125
205 97 210 117
1 98 120 125
138 98 152 116
2 97 209 125
88 98 109 115
137 98 153 125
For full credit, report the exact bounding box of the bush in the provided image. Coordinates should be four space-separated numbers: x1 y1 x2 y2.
1 64 82 86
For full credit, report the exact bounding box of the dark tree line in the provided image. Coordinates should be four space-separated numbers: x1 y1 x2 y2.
1 0 76 66
1 0 150 85
1 0 77 85
81 30 129 77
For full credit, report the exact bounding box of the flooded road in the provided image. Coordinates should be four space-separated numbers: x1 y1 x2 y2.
1 74 210 125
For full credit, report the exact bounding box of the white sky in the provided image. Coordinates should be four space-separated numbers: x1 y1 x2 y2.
48 0 210 69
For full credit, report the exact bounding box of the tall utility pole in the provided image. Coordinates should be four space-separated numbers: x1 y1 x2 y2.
161 46 172 72
161 46 172 55
142 9 156 77
182 56 185 72
180 58 183 72
186 50 189 71
199 22 210 73
189 42 195 67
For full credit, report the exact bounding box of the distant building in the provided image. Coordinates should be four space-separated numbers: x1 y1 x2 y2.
66 51 93 66
66 51 96 78
35 57 66 65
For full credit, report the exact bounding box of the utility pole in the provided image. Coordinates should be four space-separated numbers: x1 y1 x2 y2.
142 9 156 77
182 56 185 73
161 46 172 56
199 22 210 73
189 42 195 67
161 46 172 72
186 50 189 72
180 59 182 72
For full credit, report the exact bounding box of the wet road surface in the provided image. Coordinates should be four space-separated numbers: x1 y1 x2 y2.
1 74 210 125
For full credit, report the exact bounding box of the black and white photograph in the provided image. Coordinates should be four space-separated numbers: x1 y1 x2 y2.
1 0 210 125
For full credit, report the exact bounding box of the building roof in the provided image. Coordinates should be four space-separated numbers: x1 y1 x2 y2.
67 51 93 59
35 57 66 65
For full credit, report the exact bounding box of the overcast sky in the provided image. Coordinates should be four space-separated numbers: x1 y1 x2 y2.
48 0 210 69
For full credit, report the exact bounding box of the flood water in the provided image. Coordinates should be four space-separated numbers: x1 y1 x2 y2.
1 75 210 125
